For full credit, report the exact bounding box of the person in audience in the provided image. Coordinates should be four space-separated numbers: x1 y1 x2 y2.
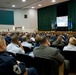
33 36 64 63
34 34 40 47
6 34 25 54
4 32 11 45
52 35 65 46
0 35 38 75
18 33 23 43
30 34 35 42
33 36 70 72
63 37 76 51
22 36 33 49
51 33 57 41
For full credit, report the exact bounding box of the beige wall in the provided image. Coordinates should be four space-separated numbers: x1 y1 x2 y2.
0 9 38 32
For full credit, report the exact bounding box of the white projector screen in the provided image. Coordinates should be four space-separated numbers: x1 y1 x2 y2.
57 16 68 27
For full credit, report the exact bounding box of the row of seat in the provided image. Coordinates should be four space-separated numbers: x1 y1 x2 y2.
7 52 64 75
16 53 64 75
62 51 76 73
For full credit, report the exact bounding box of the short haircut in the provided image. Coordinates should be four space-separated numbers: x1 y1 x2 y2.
11 34 18 43
39 36 47 44
22 36 27 41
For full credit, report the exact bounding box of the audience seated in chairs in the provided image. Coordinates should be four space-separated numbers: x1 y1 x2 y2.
6 34 25 54
63 37 76 73
63 37 76 51
33 36 70 75
52 35 65 47
0 35 38 75
22 35 33 49
16 53 64 75
4 32 11 45
34 34 40 47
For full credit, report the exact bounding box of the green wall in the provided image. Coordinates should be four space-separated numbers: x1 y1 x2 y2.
68 0 76 31
38 1 76 31
38 5 56 31
0 10 14 25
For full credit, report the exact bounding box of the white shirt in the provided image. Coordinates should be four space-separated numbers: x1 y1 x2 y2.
6 43 25 54
30 37 35 42
63 44 76 51
21 42 33 49
29 52 34 58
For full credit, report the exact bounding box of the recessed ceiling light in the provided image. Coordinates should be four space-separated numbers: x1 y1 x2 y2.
12 5 15 7
38 4 42 7
52 0 56 2
22 0 26 2
31 7 35 8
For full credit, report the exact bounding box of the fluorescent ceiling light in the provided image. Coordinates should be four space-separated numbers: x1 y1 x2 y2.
22 0 26 2
52 0 56 2
38 4 42 6
12 5 15 7
31 7 35 8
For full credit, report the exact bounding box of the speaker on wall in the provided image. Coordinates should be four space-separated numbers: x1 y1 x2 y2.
24 15 27 18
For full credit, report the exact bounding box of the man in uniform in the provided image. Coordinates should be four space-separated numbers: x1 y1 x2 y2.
0 36 38 75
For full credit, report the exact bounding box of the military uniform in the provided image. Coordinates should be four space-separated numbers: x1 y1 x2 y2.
0 51 26 75
0 51 38 75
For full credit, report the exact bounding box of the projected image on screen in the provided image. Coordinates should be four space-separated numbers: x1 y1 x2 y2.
57 16 68 27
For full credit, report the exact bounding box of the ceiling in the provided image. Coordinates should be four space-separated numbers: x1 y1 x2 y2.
0 0 69 9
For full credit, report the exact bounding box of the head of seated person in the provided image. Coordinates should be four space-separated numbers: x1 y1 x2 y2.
11 34 20 46
7 34 25 54
39 36 50 47
69 37 76 46
57 35 63 42
63 37 76 51
34 34 41 47
0 36 6 52
52 35 65 46
22 35 27 42
22 35 33 49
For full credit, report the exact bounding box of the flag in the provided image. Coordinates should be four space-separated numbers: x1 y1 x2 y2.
51 22 55 29
70 20 73 29
68 19 73 29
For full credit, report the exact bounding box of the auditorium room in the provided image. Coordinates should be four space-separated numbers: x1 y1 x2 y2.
0 0 76 75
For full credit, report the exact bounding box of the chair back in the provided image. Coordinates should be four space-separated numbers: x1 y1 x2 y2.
62 51 76 60
34 57 59 75
62 51 76 72
51 45 64 53
16 53 34 68
6 51 16 59
23 46 32 53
